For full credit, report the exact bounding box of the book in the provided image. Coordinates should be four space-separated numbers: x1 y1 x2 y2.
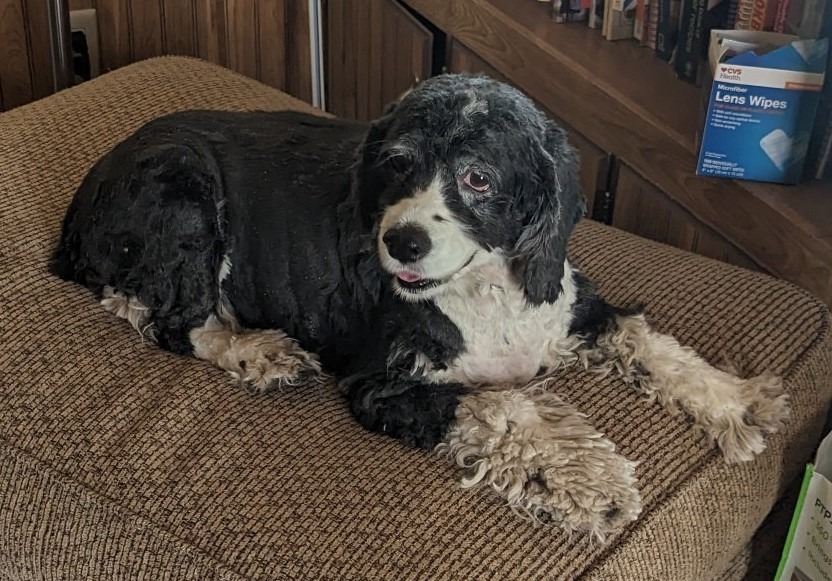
725 0 740 27
552 0 590 22
589 0 606 27
734 0 753 29
634 0 650 42
774 0 792 32
655 0 682 60
748 0 778 30
674 0 709 83
647 0 660 47
604 0 637 39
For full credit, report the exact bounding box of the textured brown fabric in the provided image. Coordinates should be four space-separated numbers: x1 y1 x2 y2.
1 56 830 580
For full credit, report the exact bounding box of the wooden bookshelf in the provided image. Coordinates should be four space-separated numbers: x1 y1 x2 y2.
404 0 832 306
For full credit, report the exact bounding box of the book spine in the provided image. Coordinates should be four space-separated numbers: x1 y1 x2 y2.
634 0 648 40
724 0 740 27
734 0 753 28
603 0 613 37
773 0 791 31
552 0 566 22
674 0 707 83
647 0 659 47
605 1 637 39
589 0 605 28
749 0 777 30
655 0 677 60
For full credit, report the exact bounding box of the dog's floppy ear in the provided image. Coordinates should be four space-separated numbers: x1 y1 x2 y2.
352 104 398 229
512 121 585 305
352 84 421 225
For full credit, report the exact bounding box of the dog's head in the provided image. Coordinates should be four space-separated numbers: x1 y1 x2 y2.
354 74 584 305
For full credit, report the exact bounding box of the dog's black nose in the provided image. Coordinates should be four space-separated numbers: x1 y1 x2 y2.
383 225 432 263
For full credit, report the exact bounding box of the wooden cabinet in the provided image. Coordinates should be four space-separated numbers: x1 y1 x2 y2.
325 0 433 121
447 38 504 81
611 164 762 271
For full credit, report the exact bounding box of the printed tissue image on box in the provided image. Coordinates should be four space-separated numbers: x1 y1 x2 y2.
697 31 828 184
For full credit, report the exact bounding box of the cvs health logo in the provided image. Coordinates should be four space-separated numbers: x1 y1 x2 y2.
718 66 743 81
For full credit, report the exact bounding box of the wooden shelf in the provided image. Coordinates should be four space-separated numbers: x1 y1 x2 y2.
404 0 832 306
486 0 702 153
743 180 832 243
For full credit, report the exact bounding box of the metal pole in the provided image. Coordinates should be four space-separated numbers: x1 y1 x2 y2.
45 0 74 92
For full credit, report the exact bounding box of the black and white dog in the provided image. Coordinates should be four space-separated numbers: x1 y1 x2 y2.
51 74 789 541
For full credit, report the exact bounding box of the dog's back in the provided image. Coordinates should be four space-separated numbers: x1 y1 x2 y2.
51 110 380 360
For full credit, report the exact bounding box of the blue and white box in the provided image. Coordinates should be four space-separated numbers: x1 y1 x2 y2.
697 31 828 184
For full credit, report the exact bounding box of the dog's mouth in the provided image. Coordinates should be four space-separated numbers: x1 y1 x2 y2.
393 254 476 294
395 270 444 292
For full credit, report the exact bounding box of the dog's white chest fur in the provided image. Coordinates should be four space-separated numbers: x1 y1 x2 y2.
429 259 577 385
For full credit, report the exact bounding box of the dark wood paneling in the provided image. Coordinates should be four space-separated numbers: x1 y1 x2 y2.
195 0 228 65
570 134 609 221
162 0 197 57
258 0 287 90
447 40 610 219
226 0 258 78
97 0 133 71
100 0 304 91
612 164 763 272
0 0 311 111
448 38 504 79
285 0 312 103
0 0 34 110
0 0 59 111
130 0 164 61
327 0 432 121
24 0 55 100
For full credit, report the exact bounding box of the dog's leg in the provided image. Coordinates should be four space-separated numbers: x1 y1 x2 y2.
341 372 641 542
339 371 466 449
580 313 790 464
101 286 156 341
439 388 641 543
190 315 322 395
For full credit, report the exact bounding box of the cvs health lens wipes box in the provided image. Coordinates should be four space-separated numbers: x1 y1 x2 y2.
697 31 828 184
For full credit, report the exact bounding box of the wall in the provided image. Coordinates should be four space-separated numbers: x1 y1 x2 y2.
0 0 54 110
0 0 312 111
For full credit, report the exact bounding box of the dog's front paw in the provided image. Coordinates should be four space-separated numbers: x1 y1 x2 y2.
228 330 322 395
438 390 641 543
705 372 790 464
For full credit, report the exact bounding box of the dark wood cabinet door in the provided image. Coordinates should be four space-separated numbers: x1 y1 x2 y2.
326 0 433 121
447 39 610 219
447 38 506 81
611 164 764 272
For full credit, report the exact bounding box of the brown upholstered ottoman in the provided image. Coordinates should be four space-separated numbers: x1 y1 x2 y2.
1 57 830 580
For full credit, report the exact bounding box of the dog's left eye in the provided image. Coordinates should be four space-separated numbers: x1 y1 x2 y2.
387 155 411 174
464 171 490 193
